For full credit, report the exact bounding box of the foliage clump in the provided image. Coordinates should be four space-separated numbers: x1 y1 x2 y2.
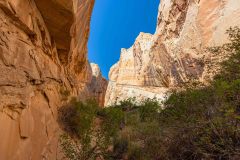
58 98 125 160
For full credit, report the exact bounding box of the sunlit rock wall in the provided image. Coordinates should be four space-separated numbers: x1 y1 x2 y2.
0 0 95 159
105 0 240 106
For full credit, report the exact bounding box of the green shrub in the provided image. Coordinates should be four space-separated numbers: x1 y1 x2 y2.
100 107 125 137
58 99 126 160
58 98 98 138
58 99 101 159
117 97 137 111
139 98 161 122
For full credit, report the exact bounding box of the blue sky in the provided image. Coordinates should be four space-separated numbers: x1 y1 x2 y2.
88 0 160 79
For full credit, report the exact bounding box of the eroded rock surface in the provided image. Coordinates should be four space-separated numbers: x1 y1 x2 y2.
0 0 96 159
88 63 108 107
105 0 240 106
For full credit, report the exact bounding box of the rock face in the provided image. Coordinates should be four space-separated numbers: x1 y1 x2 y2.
76 63 108 107
0 0 97 159
89 63 108 107
105 0 240 106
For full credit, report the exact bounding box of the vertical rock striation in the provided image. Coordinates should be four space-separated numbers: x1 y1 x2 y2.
89 63 108 107
0 0 99 159
77 63 108 107
105 0 240 106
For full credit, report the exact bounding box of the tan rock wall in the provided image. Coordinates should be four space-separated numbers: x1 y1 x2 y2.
105 0 240 106
0 0 95 159
89 63 108 107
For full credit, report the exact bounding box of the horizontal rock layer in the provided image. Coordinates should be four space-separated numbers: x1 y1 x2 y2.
105 0 240 106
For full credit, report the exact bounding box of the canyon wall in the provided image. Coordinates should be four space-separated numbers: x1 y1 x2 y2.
78 63 108 107
0 0 100 159
105 0 240 106
89 63 108 107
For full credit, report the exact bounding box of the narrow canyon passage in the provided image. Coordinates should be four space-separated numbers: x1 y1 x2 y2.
0 0 240 159
87 0 161 106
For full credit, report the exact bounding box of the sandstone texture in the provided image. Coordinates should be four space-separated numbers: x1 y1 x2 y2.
105 0 240 106
0 0 97 159
88 63 108 107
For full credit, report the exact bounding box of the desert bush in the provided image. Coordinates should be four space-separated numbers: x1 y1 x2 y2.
99 107 125 137
58 99 101 159
58 98 98 138
58 98 125 160
139 98 161 122
116 97 137 111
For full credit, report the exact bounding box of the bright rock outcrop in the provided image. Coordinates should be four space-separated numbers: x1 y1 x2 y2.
105 0 240 106
0 0 97 159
